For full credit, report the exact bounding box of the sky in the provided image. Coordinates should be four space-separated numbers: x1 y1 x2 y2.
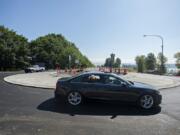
0 0 180 65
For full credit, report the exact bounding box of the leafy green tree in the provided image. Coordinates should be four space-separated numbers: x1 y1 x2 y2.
174 52 180 69
157 52 167 74
0 26 29 70
135 55 146 73
104 54 121 68
114 58 121 68
0 26 93 70
145 53 156 70
104 58 111 67
110 53 115 67
29 34 93 69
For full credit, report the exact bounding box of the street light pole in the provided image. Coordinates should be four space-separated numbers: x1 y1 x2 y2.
143 34 164 73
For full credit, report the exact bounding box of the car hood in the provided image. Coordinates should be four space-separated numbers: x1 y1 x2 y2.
58 77 72 81
132 82 155 90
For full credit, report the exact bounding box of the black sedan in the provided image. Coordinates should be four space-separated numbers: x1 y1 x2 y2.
55 72 162 109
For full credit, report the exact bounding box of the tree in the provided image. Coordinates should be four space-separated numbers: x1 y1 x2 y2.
157 52 167 74
0 25 29 70
174 52 180 69
104 54 121 68
145 53 156 70
114 58 121 68
29 34 93 69
0 26 93 70
110 53 115 67
135 55 145 73
104 58 111 67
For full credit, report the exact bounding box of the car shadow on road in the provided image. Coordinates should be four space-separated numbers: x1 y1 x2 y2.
37 98 161 119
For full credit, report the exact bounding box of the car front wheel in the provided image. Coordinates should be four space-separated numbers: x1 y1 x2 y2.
67 91 82 106
139 94 154 109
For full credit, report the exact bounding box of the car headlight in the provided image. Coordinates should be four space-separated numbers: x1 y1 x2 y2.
155 90 160 94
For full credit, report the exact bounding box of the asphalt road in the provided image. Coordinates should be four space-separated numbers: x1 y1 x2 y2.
0 72 180 135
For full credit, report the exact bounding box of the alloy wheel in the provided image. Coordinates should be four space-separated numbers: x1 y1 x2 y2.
67 91 82 106
140 95 154 109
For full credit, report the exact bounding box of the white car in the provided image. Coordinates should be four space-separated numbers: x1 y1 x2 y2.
25 65 45 73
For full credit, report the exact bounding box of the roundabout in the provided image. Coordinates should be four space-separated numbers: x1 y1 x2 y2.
4 71 180 90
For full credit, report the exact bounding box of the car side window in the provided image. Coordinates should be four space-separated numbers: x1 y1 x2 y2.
82 74 103 83
81 75 90 82
104 76 122 85
71 76 82 83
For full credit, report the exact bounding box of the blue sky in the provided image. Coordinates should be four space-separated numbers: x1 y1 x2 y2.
0 0 180 64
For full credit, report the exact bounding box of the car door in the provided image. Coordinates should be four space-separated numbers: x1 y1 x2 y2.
102 75 138 102
70 74 93 94
70 74 106 99
81 74 111 100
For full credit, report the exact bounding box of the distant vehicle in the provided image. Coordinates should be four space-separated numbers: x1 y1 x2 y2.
55 72 162 109
24 65 45 73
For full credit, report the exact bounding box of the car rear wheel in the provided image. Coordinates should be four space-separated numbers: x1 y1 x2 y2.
67 91 82 106
139 94 154 109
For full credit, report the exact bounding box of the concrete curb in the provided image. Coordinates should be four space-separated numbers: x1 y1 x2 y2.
3 78 54 90
122 73 180 90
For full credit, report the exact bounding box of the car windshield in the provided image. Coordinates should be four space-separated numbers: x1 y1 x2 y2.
111 73 132 86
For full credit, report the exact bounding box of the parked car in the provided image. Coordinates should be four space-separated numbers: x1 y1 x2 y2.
55 72 162 109
24 65 45 73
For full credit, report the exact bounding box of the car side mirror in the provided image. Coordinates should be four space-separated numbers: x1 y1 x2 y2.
121 82 127 87
114 80 121 85
128 80 134 85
